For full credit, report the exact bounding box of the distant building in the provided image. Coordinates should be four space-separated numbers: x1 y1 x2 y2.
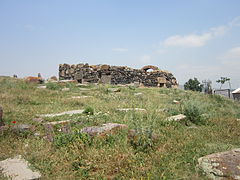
232 88 240 101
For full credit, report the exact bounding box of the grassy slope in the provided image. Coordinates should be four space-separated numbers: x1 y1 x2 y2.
0 77 240 179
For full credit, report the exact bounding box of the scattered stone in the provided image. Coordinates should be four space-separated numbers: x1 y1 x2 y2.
156 108 167 112
44 119 74 126
61 87 70 91
32 117 44 124
58 80 77 83
107 88 121 93
34 132 41 137
198 148 240 180
76 83 89 87
43 124 54 142
237 119 240 121
166 114 186 121
71 96 92 99
0 106 4 126
173 100 180 104
0 155 41 180
37 85 46 89
79 88 91 91
12 124 34 133
117 108 147 113
134 93 143 96
38 110 84 118
81 123 128 137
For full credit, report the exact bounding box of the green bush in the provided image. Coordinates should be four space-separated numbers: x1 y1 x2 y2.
183 100 206 125
46 82 61 90
83 106 94 115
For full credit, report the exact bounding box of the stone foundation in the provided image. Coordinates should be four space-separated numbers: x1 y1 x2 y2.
59 63 178 88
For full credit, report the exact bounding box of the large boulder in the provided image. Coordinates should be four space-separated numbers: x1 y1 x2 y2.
198 148 240 179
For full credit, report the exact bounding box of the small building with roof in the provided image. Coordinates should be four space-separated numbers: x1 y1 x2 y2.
232 88 240 100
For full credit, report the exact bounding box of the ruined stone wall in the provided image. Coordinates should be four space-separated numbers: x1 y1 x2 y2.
59 63 178 88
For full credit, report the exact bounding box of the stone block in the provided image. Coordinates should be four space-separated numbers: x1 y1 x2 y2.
0 155 41 180
198 148 240 180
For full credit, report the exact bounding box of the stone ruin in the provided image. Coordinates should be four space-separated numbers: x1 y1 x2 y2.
59 63 178 88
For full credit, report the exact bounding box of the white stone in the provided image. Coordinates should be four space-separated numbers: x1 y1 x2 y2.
61 88 70 91
134 93 143 96
44 119 73 125
37 86 46 89
71 96 92 99
0 155 41 180
117 108 147 113
173 100 180 104
38 110 84 118
166 114 186 121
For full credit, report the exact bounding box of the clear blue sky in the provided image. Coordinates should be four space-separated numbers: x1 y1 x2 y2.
0 0 240 88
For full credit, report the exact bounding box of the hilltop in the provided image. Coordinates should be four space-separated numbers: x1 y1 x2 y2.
0 77 240 179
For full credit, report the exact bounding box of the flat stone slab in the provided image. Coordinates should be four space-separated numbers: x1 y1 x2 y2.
37 85 46 89
12 124 34 133
61 87 70 91
166 114 186 121
44 119 74 125
58 80 77 83
38 110 84 118
81 123 128 136
117 108 147 113
76 83 89 87
71 96 92 99
156 108 167 112
134 93 143 96
198 148 240 180
0 155 41 180
173 100 180 104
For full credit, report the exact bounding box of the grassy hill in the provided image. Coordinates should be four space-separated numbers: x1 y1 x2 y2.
0 77 240 179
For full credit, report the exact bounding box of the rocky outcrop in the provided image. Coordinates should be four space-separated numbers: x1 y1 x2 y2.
198 148 240 179
59 63 178 88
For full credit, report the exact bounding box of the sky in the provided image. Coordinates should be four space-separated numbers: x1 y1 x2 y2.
0 0 240 88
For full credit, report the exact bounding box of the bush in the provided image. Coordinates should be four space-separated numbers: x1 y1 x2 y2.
46 82 61 90
83 106 94 115
183 100 206 125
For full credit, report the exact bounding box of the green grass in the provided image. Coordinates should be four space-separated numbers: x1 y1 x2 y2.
0 77 240 179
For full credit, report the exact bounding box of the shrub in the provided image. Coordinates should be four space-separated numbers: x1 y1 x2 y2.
46 82 61 90
83 106 94 115
183 100 206 125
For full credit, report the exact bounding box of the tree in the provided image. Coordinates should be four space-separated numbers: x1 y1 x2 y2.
184 78 203 92
216 77 231 89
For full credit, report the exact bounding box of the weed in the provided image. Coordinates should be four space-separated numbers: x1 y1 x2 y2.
183 100 207 125
46 82 61 90
83 106 94 115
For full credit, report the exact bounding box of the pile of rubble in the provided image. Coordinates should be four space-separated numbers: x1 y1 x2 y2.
59 63 178 88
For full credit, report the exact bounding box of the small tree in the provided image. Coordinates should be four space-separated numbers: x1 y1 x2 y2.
184 78 203 92
216 77 231 89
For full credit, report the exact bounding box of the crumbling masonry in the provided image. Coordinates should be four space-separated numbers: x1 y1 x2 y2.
59 63 178 88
